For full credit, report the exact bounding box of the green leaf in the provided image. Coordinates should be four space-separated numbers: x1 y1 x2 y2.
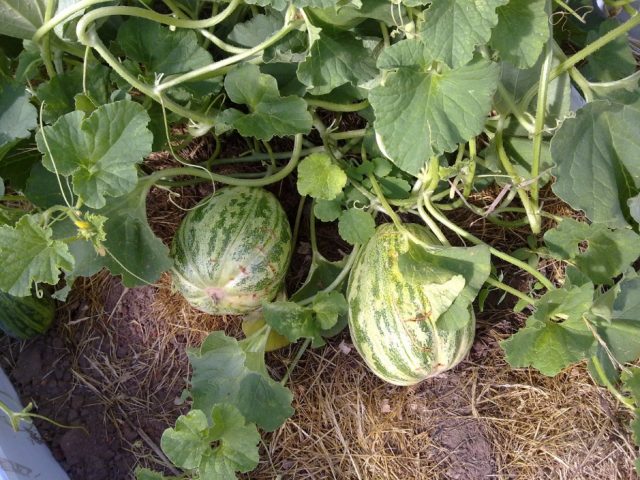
371 41 499 175
582 19 636 82
117 18 212 75
398 242 491 330
97 180 172 286
161 409 210 470
223 64 312 140
229 13 281 47
36 64 110 123
490 0 549 68
550 98 640 227
632 417 640 447
0 215 74 296
495 56 571 124
161 404 260 479
337 208 375 245
544 219 640 285
204 404 260 475
297 153 347 200
0 0 45 39
61 178 172 287
590 277 640 367
312 291 348 330
35 101 153 209
290 253 349 338
0 80 38 147
188 331 294 432
297 29 377 94
237 373 295 431
501 284 596 376
622 367 640 402
262 301 325 346
418 0 508 68
629 194 640 224
314 195 343 222
134 468 179 480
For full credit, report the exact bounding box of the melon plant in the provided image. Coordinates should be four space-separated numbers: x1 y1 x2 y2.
347 223 475 386
171 186 292 315
0 291 55 340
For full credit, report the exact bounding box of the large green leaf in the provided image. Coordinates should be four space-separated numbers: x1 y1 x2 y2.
501 284 596 376
592 277 640 366
544 219 640 285
0 214 74 296
490 0 549 68
35 101 153 209
582 19 636 83
550 97 640 227
0 80 38 147
418 0 508 68
399 243 491 330
188 331 294 432
36 64 110 123
160 405 260 479
117 18 212 75
370 40 499 175
0 0 46 39
297 29 377 94
222 64 312 140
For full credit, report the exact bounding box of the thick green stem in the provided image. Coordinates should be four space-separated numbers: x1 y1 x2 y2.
590 355 636 409
530 41 553 223
33 0 111 43
368 174 404 231
423 194 555 290
280 338 311 385
485 277 536 305
155 19 303 92
298 246 360 307
76 1 242 35
305 99 370 112
329 129 367 141
495 83 535 134
520 12 640 110
146 134 303 186
496 130 541 234
41 0 57 78
209 146 323 166
78 28 214 123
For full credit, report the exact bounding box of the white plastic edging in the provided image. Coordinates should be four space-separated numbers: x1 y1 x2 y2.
0 368 69 480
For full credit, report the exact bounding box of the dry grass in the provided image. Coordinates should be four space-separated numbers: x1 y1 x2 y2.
22 161 636 479
59 272 637 479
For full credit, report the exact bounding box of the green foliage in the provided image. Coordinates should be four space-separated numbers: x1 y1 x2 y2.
0 80 38 147
551 97 640 228
371 41 499 175
337 208 375 245
3 0 640 475
296 153 347 200
35 101 153 209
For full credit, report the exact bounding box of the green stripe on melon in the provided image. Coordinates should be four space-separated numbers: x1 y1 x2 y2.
171 186 292 315
0 291 55 340
347 223 475 386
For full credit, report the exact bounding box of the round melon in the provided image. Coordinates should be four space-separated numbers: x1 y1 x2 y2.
347 223 475 386
0 291 55 340
171 186 292 315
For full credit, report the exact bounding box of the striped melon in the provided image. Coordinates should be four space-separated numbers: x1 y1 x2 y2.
171 186 292 315
0 291 55 340
347 223 475 386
